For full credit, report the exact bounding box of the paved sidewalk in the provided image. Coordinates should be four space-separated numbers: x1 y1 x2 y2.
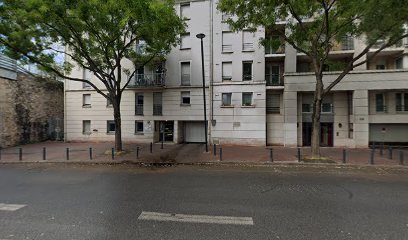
0 141 407 167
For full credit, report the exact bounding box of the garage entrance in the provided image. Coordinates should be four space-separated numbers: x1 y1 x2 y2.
184 121 206 143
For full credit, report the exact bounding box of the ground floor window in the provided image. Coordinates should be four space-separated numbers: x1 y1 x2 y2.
107 120 115 134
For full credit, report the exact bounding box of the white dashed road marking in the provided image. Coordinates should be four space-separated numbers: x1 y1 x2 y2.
138 211 254 225
0 203 26 211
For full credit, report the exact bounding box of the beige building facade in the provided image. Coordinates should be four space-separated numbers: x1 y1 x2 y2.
64 0 408 147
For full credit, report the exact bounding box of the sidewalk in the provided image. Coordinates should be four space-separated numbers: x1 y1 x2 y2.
0 141 407 167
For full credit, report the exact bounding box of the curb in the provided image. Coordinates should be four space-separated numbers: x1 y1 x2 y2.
0 159 407 170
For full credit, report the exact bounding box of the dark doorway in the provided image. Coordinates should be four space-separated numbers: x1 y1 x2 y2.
158 121 174 142
302 122 333 147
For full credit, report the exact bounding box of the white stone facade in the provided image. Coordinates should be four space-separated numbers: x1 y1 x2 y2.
64 0 408 147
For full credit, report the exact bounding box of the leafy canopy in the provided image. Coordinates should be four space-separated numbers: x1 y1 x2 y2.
218 0 408 61
0 0 185 93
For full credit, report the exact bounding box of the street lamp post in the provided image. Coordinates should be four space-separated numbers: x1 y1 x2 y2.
196 33 208 153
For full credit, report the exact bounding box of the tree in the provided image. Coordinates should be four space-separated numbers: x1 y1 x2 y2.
218 0 408 158
0 0 185 151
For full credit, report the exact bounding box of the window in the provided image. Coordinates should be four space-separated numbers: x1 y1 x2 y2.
242 92 253 106
243 61 253 81
302 104 312 113
266 94 280 113
222 62 232 81
242 30 255 51
222 93 232 106
222 31 233 52
180 33 191 49
135 93 144 115
322 103 333 113
181 62 191 85
396 93 408 112
136 39 146 54
181 91 191 105
82 69 91 89
82 94 91 107
135 121 144 135
153 92 162 115
180 3 191 20
266 64 281 86
82 120 91 134
376 93 386 112
107 120 116 133
396 58 403 69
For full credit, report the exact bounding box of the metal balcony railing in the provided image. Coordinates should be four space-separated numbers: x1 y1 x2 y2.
265 45 285 54
396 105 408 112
266 74 284 86
376 105 387 113
153 104 162 116
127 73 165 88
266 106 280 113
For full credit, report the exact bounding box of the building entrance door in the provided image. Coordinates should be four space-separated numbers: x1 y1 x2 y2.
158 121 174 142
302 122 333 147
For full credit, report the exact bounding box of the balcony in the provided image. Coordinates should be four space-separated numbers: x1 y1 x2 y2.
376 105 387 113
396 105 408 112
266 74 284 86
127 73 165 88
333 36 354 51
153 104 162 116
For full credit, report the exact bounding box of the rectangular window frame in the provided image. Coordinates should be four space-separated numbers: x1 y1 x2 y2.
180 2 191 20
82 94 91 108
180 33 191 50
221 93 232 107
222 62 232 81
181 91 191 105
180 61 191 86
242 30 255 52
242 92 253 106
82 120 91 135
242 61 253 81
135 93 144 115
375 93 386 112
107 120 116 134
222 31 233 53
135 121 144 135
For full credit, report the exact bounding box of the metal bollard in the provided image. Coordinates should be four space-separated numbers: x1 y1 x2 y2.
370 148 374 165
111 148 115 160
380 143 384 156
213 144 217 156
297 148 301 162
0 148 2 161
400 151 404 165
89 147 93 160
219 147 223 161
43 147 46 161
150 142 153 153
136 147 140 159
342 149 347 164
19 148 22 161
269 148 273 162
66 148 70 160
388 146 393 160
161 140 164 149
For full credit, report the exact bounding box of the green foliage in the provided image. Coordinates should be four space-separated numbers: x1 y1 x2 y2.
0 0 185 90
218 0 408 61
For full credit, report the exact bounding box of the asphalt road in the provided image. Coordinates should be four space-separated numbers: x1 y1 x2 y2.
0 164 407 240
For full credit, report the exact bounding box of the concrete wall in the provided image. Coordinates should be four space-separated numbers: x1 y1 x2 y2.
0 74 64 148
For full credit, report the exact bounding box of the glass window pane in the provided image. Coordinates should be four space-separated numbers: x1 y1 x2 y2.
242 92 252 106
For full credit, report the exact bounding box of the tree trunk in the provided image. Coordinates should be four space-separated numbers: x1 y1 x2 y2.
113 102 123 152
311 73 324 158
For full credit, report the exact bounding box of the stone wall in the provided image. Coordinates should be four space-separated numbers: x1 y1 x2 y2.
0 73 63 148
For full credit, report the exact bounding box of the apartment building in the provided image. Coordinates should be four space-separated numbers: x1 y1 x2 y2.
64 0 408 147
